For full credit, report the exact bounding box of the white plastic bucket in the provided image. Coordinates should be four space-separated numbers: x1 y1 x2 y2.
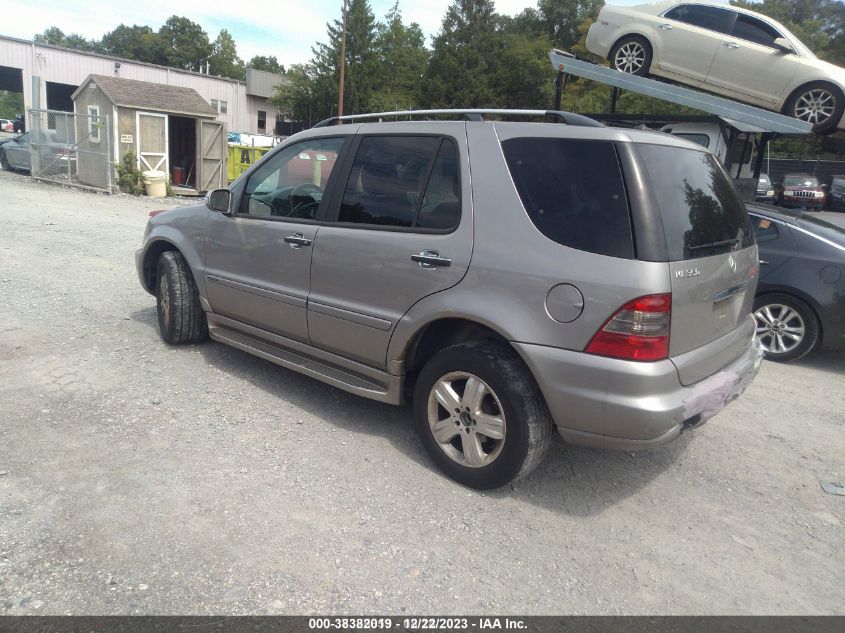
141 170 167 197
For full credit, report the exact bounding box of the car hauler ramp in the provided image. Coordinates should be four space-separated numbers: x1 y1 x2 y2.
548 49 812 136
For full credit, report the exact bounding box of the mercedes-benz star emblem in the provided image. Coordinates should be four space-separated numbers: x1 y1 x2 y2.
728 254 736 273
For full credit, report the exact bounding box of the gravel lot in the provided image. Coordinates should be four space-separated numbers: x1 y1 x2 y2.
0 171 843 616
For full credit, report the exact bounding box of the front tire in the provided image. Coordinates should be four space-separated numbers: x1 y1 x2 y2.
609 35 652 77
753 293 819 362
156 251 209 345
0 149 10 171
784 82 845 134
413 342 553 489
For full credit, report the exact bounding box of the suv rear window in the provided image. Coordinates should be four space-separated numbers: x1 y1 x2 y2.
637 144 753 261
501 138 634 259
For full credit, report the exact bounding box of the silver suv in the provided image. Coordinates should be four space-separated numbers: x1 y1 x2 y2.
136 109 764 489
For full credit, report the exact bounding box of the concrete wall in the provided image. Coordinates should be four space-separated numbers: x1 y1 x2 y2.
0 35 279 134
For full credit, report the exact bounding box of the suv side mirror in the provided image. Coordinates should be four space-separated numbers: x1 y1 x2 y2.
206 188 232 214
772 38 794 54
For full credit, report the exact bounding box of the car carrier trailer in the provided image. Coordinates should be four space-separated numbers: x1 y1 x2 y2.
548 49 814 200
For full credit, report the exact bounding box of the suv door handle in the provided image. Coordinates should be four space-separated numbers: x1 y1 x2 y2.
657 23 673 30
723 41 740 49
411 250 452 269
284 233 312 248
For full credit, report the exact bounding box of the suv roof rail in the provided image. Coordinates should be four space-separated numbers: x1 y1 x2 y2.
313 108 604 128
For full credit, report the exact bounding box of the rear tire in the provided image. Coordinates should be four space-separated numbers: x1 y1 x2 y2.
413 342 553 489
609 35 652 77
753 293 819 362
156 251 208 345
784 82 844 135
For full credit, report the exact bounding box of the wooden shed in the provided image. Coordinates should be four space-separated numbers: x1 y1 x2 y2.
71 74 227 192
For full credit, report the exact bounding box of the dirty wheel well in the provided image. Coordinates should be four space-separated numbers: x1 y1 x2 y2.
142 241 179 292
403 319 510 393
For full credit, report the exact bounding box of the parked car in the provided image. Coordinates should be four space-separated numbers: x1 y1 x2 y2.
755 173 775 202
747 204 845 361
136 109 763 489
586 1 845 133
774 173 826 209
0 119 13 133
0 130 76 176
827 175 845 211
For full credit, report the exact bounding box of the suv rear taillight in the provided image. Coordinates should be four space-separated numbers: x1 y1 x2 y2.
585 294 671 361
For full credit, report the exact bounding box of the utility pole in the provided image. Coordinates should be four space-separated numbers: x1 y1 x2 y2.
337 0 348 119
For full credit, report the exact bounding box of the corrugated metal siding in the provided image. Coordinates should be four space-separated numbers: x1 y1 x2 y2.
0 36 270 133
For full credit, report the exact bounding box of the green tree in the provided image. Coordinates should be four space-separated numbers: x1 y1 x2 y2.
33 27 66 46
271 64 316 124
210 29 245 79
101 24 165 64
370 2 429 111
158 16 212 71
33 27 100 52
247 55 285 75
310 0 379 116
0 90 24 119
491 33 554 109
421 0 501 108
536 0 602 50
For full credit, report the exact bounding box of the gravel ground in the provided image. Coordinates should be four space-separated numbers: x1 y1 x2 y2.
0 171 843 616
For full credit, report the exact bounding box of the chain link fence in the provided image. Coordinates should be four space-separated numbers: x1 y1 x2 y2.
27 109 113 193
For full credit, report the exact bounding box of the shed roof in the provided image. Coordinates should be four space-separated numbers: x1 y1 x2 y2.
72 75 218 118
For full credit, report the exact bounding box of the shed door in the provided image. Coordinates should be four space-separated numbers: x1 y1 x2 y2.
136 112 168 173
197 119 226 191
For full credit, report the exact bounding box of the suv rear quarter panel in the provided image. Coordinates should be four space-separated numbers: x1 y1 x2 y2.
388 122 672 363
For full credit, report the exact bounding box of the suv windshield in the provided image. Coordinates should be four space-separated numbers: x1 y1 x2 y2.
783 175 819 187
637 144 753 261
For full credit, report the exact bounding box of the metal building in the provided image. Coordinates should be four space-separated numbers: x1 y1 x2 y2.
0 34 285 136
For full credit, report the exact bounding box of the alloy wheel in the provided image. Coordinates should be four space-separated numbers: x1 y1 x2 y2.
754 303 805 355
793 88 836 125
614 42 646 74
427 372 506 468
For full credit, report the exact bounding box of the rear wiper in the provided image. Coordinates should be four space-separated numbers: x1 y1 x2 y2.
688 238 739 251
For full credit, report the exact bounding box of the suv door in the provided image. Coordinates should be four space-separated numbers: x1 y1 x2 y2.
705 12 800 104
308 125 472 367
204 136 346 342
656 4 735 82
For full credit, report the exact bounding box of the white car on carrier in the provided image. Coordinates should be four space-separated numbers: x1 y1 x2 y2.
586 1 845 133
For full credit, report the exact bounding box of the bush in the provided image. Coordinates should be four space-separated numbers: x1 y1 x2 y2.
116 151 144 195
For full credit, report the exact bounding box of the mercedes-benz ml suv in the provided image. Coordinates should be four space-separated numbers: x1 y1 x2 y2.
136 109 763 489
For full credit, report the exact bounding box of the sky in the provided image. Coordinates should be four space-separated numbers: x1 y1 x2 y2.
0 0 662 70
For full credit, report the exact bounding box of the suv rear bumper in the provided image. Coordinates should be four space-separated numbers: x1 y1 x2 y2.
513 333 764 451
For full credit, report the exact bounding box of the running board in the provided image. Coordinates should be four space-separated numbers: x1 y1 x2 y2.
208 323 402 404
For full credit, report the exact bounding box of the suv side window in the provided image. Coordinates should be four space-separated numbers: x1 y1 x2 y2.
665 4 735 34
240 137 344 219
337 135 460 230
501 138 634 259
731 13 781 47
